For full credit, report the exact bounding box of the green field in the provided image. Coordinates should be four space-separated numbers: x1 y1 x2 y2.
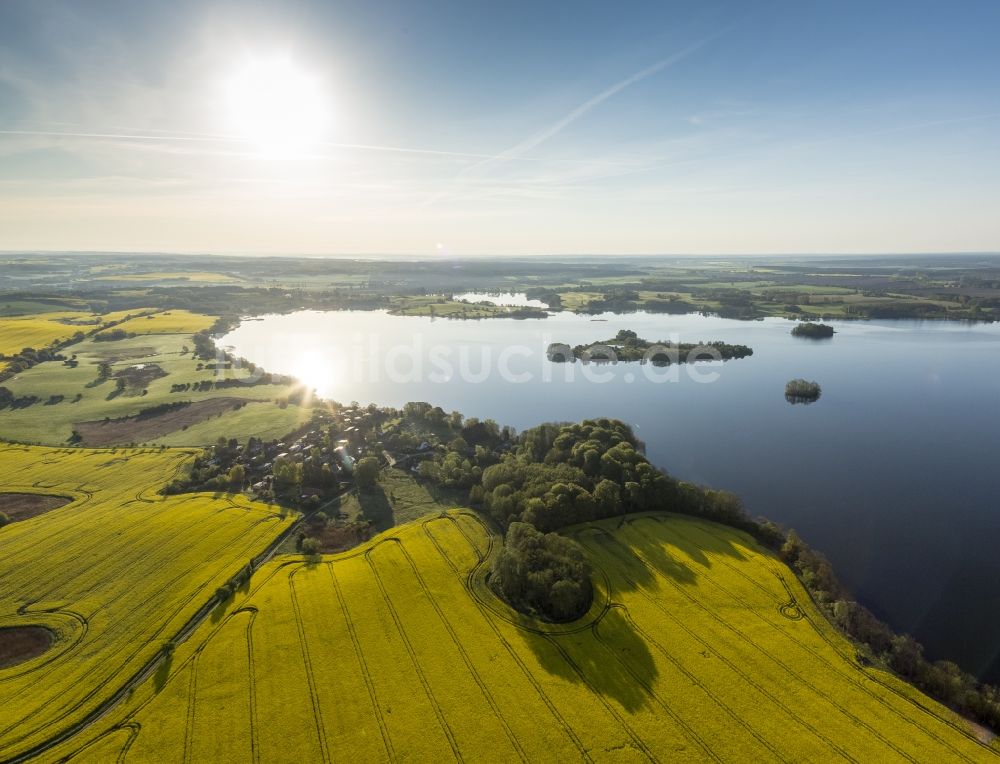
0 444 295 762
0 298 94 317
0 324 307 446
327 466 467 529
43 510 997 762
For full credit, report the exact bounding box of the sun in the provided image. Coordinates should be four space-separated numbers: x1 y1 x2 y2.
222 54 330 156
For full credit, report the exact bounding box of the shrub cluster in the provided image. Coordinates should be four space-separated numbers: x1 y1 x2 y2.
93 328 135 342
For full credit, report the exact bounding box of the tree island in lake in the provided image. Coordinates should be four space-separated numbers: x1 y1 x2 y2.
547 329 753 366
785 378 822 403
791 322 835 338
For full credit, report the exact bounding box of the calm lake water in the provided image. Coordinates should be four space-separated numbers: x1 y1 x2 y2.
451 290 548 308
223 309 1000 682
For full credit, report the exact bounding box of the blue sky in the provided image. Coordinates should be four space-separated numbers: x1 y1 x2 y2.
1 0 998 255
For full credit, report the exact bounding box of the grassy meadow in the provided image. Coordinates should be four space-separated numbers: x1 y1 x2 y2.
0 317 308 446
43 510 998 763
0 444 294 762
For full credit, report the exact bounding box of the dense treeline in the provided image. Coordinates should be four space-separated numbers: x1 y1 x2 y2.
482 419 671 532
0 346 68 380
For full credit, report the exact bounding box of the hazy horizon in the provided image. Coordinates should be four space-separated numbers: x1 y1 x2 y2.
5 249 1000 262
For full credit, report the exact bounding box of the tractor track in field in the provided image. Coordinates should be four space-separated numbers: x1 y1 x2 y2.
288 572 332 764
11 508 995 763
617 520 915 761
577 527 859 763
624 516 984 762
0 512 280 747
0 504 300 764
688 519 1000 759
591 603 721 762
420 515 594 762
241 607 261 764
325 563 396 762
609 600 793 764
667 517 995 761
364 540 464 762
392 538 529 762
182 645 204 764
439 513 659 762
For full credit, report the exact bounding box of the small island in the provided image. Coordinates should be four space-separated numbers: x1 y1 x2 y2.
547 329 753 365
791 322 835 338
785 378 822 403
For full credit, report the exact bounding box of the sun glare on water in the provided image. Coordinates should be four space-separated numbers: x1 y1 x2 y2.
291 350 337 394
222 54 330 156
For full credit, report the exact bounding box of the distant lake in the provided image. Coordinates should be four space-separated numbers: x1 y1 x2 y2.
451 290 548 308
223 310 1000 683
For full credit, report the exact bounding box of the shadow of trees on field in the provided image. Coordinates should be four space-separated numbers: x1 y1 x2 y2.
670 519 750 562
575 525 696 592
356 486 394 531
515 606 659 714
512 515 752 713
152 653 172 693
210 597 229 624
422 480 467 509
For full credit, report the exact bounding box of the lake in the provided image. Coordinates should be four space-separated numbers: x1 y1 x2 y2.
222 308 1000 683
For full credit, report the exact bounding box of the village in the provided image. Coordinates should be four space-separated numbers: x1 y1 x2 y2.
172 403 448 511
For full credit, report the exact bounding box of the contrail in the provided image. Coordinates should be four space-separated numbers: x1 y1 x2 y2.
481 41 710 169
423 34 722 206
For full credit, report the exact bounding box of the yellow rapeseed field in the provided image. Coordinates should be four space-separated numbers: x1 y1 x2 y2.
42 510 998 762
94 309 216 337
0 309 190 357
105 271 242 283
0 313 92 356
0 444 293 762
